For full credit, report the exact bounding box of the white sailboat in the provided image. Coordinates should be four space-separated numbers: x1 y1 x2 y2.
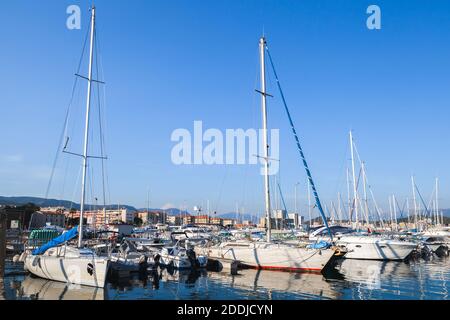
24 6 110 288
197 37 335 272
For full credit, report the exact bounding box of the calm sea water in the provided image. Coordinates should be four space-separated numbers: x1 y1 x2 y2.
1 256 449 300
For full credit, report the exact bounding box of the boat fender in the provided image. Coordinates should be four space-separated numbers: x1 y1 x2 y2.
12 254 20 263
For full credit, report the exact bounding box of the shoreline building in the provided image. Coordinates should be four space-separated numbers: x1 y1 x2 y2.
137 210 167 225
67 208 134 228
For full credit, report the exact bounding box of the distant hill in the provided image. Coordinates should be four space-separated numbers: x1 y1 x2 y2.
216 212 256 222
0 196 137 212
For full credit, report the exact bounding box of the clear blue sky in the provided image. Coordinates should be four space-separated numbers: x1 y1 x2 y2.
1 0 450 218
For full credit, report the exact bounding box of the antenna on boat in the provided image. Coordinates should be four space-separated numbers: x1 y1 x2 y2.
78 5 96 248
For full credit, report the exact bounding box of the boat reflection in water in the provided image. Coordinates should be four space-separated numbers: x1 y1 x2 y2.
207 269 341 299
16 275 106 300
332 258 450 300
0 278 5 300
6 257 448 300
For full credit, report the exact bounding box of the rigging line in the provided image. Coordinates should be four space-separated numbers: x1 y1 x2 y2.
70 163 83 213
414 182 431 218
95 26 107 208
97 24 111 208
333 143 349 203
214 166 229 214
394 197 406 219
349 166 363 222
354 146 382 226
58 152 71 203
275 183 287 217
338 192 350 221
265 45 333 241
45 23 91 200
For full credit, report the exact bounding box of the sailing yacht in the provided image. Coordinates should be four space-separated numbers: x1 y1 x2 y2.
24 7 110 288
196 37 335 272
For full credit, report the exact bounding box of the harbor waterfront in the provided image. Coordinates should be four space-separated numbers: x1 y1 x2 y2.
2 1 450 307
1 255 449 300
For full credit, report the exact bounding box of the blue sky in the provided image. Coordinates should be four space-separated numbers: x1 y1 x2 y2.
1 0 450 218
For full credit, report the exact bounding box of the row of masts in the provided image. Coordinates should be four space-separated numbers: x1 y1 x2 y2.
267 129 445 232
78 8 442 240
320 131 445 231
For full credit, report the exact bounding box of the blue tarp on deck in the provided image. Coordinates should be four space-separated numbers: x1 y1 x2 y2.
32 226 79 255
306 240 331 249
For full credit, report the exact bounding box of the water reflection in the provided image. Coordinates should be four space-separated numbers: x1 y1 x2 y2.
3 257 449 300
331 257 450 300
0 278 5 300
15 276 105 300
208 269 340 299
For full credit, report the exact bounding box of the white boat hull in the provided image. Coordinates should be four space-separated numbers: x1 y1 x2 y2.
336 236 417 260
160 255 192 269
198 242 335 272
24 253 109 288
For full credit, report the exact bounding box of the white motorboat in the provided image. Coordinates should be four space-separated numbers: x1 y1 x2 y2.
180 226 212 241
335 235 417 260
421 235 449 255
159 244 208 269
310 226 418 261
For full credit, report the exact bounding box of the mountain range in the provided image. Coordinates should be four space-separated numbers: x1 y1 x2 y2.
2 196 449 221
0 196 255 220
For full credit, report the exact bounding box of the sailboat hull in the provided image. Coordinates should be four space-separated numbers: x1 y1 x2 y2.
24 253 109 288
198 242 335 272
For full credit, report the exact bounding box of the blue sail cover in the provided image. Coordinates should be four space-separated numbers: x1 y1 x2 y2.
307 240 332 250
32 226 79 255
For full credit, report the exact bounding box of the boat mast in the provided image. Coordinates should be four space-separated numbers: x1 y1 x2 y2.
337 192 342 222
259 37 272 243
349 131 359 229
346 167 351 224
78 6 96 248
362 161 369 226
411 176 418 230
435 177 440 225
307 178 312 228
393 194 398 231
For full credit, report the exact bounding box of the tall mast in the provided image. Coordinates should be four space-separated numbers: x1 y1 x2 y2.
388 196 393 230
393 194 398 231
406 197 410 226
307 178 312 227
346 167 351 223
259 37 271 243
435 177 440 225
78 6 96 248
362 161 369 226
349 131 359 229
411 176 418 230
337 192 342 222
